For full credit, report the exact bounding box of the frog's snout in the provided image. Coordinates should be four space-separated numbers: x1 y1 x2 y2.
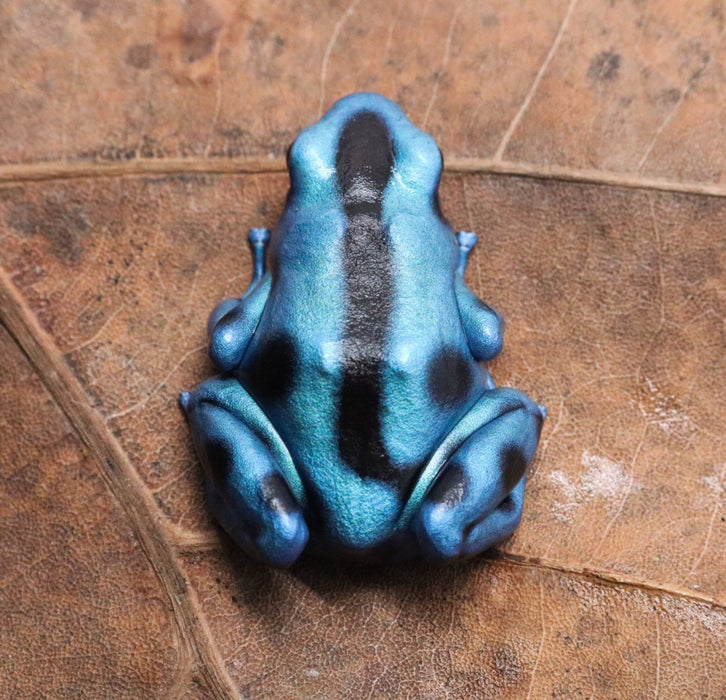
537 404 548 420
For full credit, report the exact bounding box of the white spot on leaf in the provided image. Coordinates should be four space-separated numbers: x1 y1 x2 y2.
547 451 632 523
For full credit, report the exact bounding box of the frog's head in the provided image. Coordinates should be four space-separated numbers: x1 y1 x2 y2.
285 93 447 221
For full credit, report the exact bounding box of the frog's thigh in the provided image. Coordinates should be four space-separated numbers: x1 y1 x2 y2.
181 378 308 567
413 397 542 561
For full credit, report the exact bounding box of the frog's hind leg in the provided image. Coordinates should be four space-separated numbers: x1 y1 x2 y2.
180 377 308 567
411 389 544 561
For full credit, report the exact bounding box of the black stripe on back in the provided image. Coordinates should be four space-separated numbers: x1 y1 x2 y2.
335 111 398 483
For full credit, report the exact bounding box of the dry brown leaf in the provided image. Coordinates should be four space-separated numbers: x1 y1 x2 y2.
1 1 725 697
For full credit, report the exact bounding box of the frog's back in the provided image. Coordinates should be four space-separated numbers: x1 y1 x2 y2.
238 94 486 555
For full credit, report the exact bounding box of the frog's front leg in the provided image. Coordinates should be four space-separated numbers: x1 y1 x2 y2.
179 377 308 567
453 232 503 390
208 273 271 373
410 388 545 561
455 273 504 366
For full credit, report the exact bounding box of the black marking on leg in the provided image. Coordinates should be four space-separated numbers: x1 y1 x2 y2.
204 438 235 486
260 473 297 515
501 446 528 493
335 111 399 483
497 494 516 513
202 437 262 540
426 346 474 407
428 462 468 507
242 334 297 405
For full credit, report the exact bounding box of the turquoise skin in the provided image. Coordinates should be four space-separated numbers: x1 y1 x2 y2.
180 93 545 566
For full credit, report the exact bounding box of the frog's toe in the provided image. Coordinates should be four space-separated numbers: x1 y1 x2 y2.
178 391 191 415
413 399 542 561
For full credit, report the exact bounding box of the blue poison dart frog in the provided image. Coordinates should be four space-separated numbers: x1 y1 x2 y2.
179 92 546 566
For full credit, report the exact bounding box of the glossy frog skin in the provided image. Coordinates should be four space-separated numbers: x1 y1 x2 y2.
180 93 545 566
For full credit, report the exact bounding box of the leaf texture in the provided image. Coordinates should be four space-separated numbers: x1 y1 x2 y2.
1 1 725 697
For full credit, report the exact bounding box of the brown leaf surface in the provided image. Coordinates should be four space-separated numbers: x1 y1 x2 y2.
180 550 726 699
0 0 570 165
1 1 726 698
0 324 183 697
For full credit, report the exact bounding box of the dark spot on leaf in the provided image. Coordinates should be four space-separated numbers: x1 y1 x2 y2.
679 248 722 284
139 135 163 158
658 87 682 105
77 144 136 161
125 43 155 70
494 646 521 682
0 187 24 204
7 201 40 237
153 494 173 518
7 199 89 263
73 0 99 20
181 0 224 63
223 126 246 141
588 51 620 82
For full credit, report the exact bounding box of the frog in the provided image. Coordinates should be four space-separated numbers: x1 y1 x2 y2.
179 92 546 566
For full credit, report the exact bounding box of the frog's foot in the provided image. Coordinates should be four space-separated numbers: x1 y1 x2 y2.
181 377 308 567
411 389 544 561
